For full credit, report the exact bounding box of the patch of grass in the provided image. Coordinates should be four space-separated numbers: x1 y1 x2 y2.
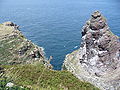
2 64 99 90
0 77 29 90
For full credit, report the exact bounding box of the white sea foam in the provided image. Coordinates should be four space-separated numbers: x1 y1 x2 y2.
74 46 78 49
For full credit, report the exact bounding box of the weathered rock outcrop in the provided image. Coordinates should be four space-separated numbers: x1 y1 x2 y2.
63 11 120 90
0 22 51 68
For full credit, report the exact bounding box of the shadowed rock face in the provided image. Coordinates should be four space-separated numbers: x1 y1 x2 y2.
63 11 120 90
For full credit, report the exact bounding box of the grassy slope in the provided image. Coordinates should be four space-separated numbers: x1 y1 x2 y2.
0 77 28 90
0 24 45 65
0 23 99 90
1 63 99 90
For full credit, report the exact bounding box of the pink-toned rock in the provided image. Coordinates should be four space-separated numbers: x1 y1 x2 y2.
63 11 120 90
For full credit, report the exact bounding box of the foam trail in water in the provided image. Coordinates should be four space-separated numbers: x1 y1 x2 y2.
74 46 78 49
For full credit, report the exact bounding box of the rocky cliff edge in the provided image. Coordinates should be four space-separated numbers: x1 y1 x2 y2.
63 11 120 90
0 21 52 68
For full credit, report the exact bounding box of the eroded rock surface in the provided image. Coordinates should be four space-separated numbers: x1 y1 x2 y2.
63 11 120 90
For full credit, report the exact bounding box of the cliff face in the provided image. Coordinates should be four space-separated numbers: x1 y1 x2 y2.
0 22 50 67
0 22 99 90
63 11 120 90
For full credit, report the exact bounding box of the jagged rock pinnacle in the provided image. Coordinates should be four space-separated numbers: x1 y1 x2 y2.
63 11 120 90
80 11 120 76
90 11 106 30
91 11 101 18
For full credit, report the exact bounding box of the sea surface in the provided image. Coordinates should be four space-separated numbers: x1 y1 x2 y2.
0 0 120 70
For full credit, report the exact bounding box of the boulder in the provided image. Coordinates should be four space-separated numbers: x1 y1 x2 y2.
6 82 14 87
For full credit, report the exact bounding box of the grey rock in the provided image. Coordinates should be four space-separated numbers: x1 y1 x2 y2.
63 11 120 90
6 82 14 87
91 11 101 18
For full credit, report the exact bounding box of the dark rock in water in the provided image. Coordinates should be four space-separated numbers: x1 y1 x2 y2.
63 11 120 90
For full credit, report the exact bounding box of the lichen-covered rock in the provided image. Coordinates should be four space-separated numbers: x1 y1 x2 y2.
0 22 51 68
63 11 120 90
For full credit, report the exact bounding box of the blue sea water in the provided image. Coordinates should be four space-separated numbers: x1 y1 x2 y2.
0 0 120 70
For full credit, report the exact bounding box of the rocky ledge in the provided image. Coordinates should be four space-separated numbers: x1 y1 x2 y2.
63 11 120 90
0 21 51 68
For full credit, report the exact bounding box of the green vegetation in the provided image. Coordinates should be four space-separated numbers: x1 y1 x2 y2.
0 24 46 65
0 23 99 90
0 31 43 65
0 77 28 90
1 63 99 90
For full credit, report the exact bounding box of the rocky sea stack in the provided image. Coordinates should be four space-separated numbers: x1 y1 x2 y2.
63 11 120 90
